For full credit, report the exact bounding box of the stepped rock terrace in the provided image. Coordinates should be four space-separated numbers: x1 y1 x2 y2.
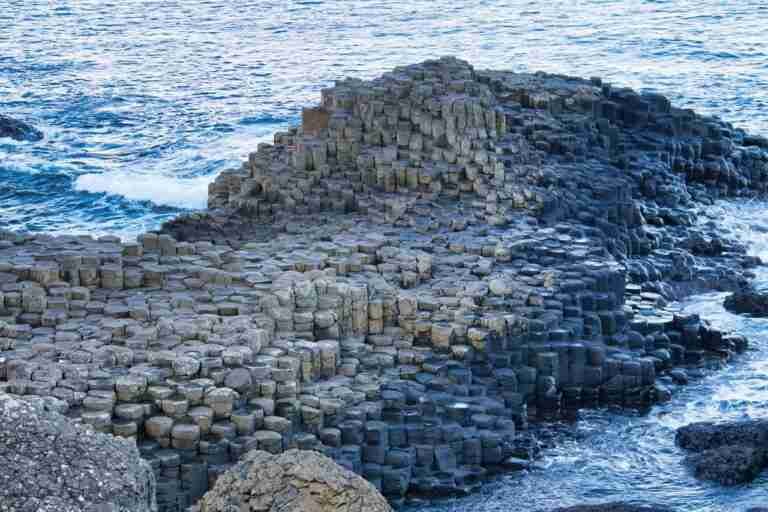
1 58 767 511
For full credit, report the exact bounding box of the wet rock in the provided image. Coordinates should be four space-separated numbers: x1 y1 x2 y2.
676 419 768 452
0 392 156 512
676 420 768 485
724 288 768 316
685 445 765 485
196 449 392 512
0 114 43 142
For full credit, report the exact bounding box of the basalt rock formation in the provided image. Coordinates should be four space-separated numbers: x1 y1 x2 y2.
0 58 766 511
0 114 43 142
196 449 392 512
0 392 156 512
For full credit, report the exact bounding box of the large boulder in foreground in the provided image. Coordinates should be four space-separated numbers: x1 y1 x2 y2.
0 392 156 512
724 288 768 316
197 449 392 512
547 504 675 512
676 420 768 485
0 114 43 141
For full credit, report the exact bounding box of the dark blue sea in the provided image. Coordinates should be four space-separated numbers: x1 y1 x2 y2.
1 0 767 237
3 2 768 511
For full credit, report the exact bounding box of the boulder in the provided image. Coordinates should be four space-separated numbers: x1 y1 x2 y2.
676 420 768 485
197 449 392 512
685 445 765 485
0 114 43 142
0 392 156 512
676 419 768 451
723 288 768 316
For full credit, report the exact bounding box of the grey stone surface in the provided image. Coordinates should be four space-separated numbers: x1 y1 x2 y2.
196 449 392 512
0 392 156 512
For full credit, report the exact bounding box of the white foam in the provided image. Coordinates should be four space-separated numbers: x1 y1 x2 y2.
75 172 211 209
74 128 283 209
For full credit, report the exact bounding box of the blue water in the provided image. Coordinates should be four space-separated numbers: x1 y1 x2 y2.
1 0 768 237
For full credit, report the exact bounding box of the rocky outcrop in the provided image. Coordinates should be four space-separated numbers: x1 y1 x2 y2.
0 58 764 511
548 504 674 512
676 420 768 485
0 392 156 512
685 445 765 485
0 114 43 142
724 288 768 316
197 449 392 512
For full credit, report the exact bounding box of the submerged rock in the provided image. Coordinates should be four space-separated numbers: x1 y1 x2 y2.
724 288 768 316
0 114 43 142
0 392 156 512
196 449 392 512
676 420 768 485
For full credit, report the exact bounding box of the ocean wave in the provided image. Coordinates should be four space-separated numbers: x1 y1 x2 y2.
74 172 211 209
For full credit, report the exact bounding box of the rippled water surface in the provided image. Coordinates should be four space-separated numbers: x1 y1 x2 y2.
414 201 768 512
1 0 768 236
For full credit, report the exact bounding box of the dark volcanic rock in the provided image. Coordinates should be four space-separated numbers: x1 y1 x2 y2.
676 419 768 451
547 503 675 512
686 445 766 485
0 392 156 512
0 114 43 142
676 420 768 485
724 288 768 316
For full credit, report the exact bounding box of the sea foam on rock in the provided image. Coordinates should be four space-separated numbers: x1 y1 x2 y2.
0 57 766 510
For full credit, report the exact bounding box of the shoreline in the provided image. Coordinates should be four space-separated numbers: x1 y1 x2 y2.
1 57 766 511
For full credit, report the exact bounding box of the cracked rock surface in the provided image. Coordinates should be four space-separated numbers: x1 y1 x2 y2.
196 449 392 512
0 392 156 512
